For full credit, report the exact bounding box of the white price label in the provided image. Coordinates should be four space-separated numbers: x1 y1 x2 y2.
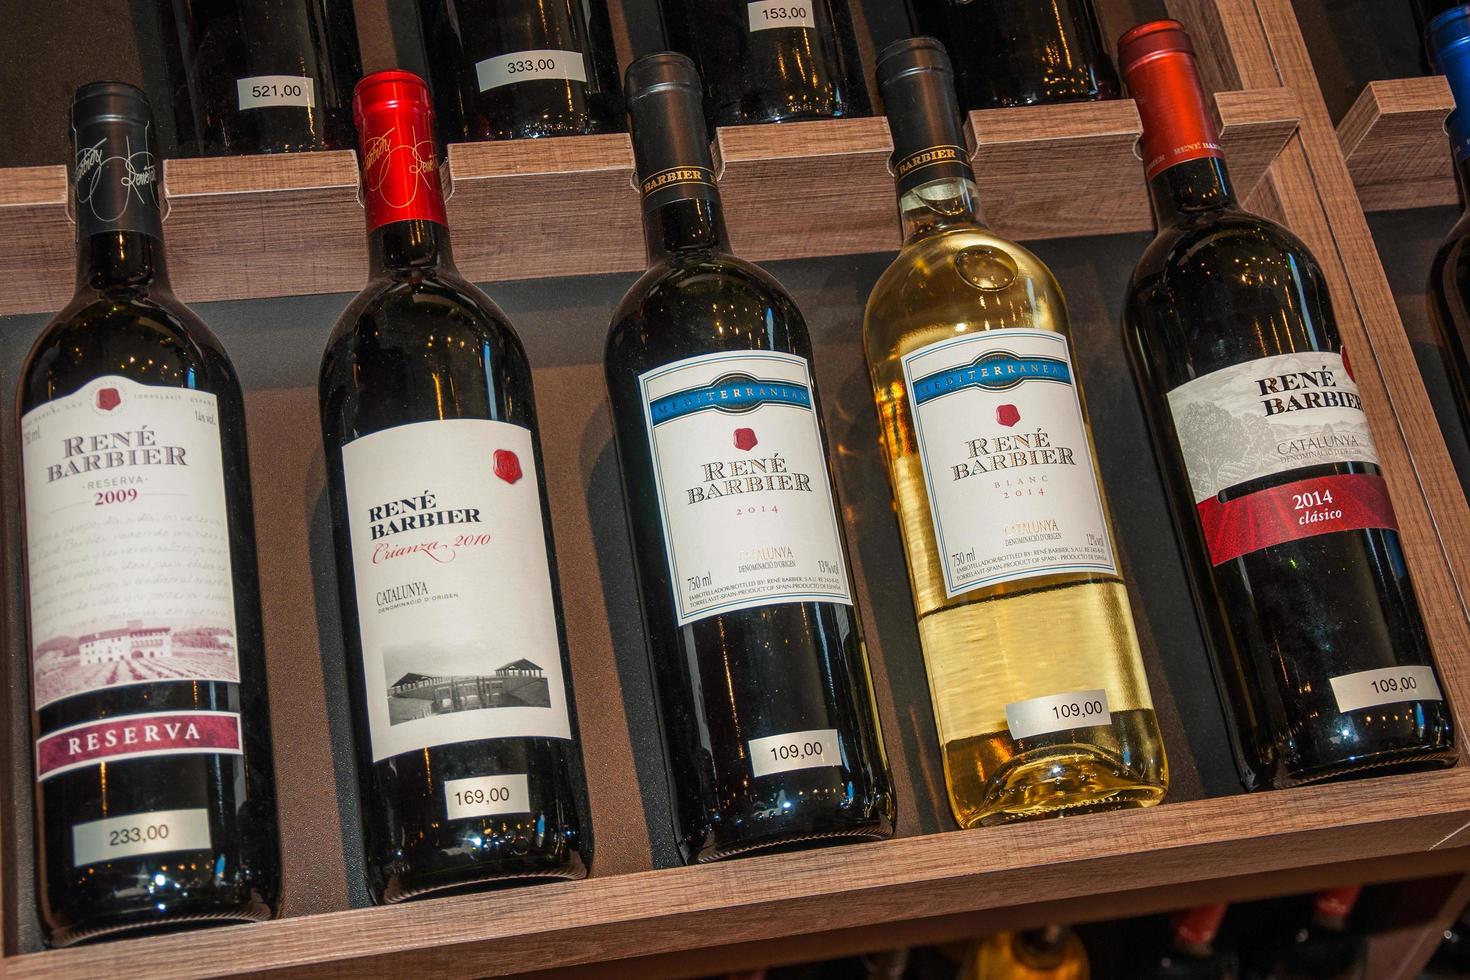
748 728 840 777
1330 666 1443 714
1005 689 1112 740
72 808 211 868
748 0 817 30
237 75 316 110
476 49 587 93
444 774 531 820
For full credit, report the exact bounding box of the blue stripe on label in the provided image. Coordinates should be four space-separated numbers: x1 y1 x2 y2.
910 354 1072 405
649 374 813 424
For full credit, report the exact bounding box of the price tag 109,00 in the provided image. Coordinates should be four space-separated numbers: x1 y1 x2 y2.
748 0 817 31
748 728 841 778
1005 689 1112 741
1329 666 1442 714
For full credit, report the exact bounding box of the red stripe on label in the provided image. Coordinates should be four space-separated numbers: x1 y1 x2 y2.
36 711 242 781
1196 474 1398 566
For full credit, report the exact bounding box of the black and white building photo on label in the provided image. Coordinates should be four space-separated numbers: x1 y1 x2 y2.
385 654 553 725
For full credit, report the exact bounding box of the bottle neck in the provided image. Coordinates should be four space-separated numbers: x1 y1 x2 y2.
1147 156 1238 226
642 193 730 262
368 219 455 275
76 229 169 292
899 174 986 244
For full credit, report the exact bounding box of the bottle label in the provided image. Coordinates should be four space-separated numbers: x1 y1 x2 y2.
748 0 816 31
900 329 1118 598
638 350 853 626
476 50 588 93
1329 666 1443 713
1164 350 1397 564
71 807 212 868
1004 690 1111 740
444 773 530 820
236 75 317 110
341 419 572 762
21 377 244 770
36 710 243 781
748 728 840 777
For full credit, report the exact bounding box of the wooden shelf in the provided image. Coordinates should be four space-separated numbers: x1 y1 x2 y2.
0 89 1299 317
1338 75 1456 211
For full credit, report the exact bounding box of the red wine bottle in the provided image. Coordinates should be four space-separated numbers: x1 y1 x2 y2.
908 0 1120 110
1258 889 1368 980
605 53 895 863
155 0 362 155
1426 7 1470 439
417 0 624 143
660 0 871 127
20 82 281 946
319 71 591 902
1134 906 1239 979
1120 20 1456 789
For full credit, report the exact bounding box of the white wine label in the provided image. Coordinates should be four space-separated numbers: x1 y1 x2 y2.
748 0 817 31
36 710 242 782
444 773 531 820
22 376 242 716
1330 666 1443 714
236 75 316 110
71 808 211 868
638 350 853 626
476 50 587 93
900 329 1118 598
748 728 841 777
342 419 571 762
1005 689 1112 740
1165 350 1380 503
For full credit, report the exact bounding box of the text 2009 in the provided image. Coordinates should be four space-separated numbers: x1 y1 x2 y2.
94 488 138 506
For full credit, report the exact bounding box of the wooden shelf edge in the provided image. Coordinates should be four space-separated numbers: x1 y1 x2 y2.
7 768 1470 979
1338 76 1456 212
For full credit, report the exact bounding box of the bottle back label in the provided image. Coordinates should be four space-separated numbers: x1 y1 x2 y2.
638 350 853 626
476 50 588 92
1164 350 1397 564
900 329 1118 598
748 0 816 31
21 377 243 779
341 419 571 762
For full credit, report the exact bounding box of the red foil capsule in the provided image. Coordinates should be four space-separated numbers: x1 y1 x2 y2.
1118 20 1225 180
352 70 448 232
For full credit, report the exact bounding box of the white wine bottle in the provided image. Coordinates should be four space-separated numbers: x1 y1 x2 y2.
863 37 1168 826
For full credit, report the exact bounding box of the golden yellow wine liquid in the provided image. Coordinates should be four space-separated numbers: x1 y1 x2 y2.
864 203 1168 827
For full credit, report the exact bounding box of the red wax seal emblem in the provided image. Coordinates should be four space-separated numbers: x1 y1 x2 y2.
733 427 758 451
995 404 1021 427
493 449 522 484
96 387 121 412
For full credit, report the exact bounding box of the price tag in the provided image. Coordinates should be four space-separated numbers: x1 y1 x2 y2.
236 75 316 110
476 50 587 93
72 808 211 868
748 0 817 31
1330 666 1442 714
1005 689 1111 740
444 773 530 820
748 728 840 777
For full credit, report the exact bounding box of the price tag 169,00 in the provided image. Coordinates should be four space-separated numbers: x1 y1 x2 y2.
748 0 817 31
1005 689 1112 741
444 773 531 820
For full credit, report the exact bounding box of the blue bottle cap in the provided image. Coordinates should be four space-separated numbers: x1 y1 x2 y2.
1429 5 1470 161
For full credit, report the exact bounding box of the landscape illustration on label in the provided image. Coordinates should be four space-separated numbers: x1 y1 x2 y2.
32 620 238 709
384 649 553 726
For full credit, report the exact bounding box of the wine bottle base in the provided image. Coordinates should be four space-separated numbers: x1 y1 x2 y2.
1266 742 1458 791
379 848 589 904
46 893 275 948
691 822 894 865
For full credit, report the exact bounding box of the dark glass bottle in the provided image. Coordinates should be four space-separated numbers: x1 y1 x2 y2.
1134 906 1239 979
908 0 1120 110
319 71 591 902
605 53 895 864
1416 1 1464 37
1254 889 1368 980
19 82 280 946
1426 7 1470 442
155 0 362 155
1121 21 1456 790
660 0 871 127
416 0 624 143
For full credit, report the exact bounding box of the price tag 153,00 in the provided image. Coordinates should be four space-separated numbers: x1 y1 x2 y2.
748 0 817 31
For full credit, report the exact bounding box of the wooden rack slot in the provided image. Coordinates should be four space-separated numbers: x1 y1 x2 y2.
1339 76 1456 212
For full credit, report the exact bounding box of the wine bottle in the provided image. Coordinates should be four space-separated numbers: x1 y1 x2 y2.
1120 20 1456 789
659 0 871 127
907 0 1120 110
962 927 1090 980
1426 7 1470 441
319 70 591 901
19 82 281 946
155 0 362 156
864 37 1168 828
1257 889 1367 980
416 0 624 143
605 52 895 863
1134 906 1239 979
